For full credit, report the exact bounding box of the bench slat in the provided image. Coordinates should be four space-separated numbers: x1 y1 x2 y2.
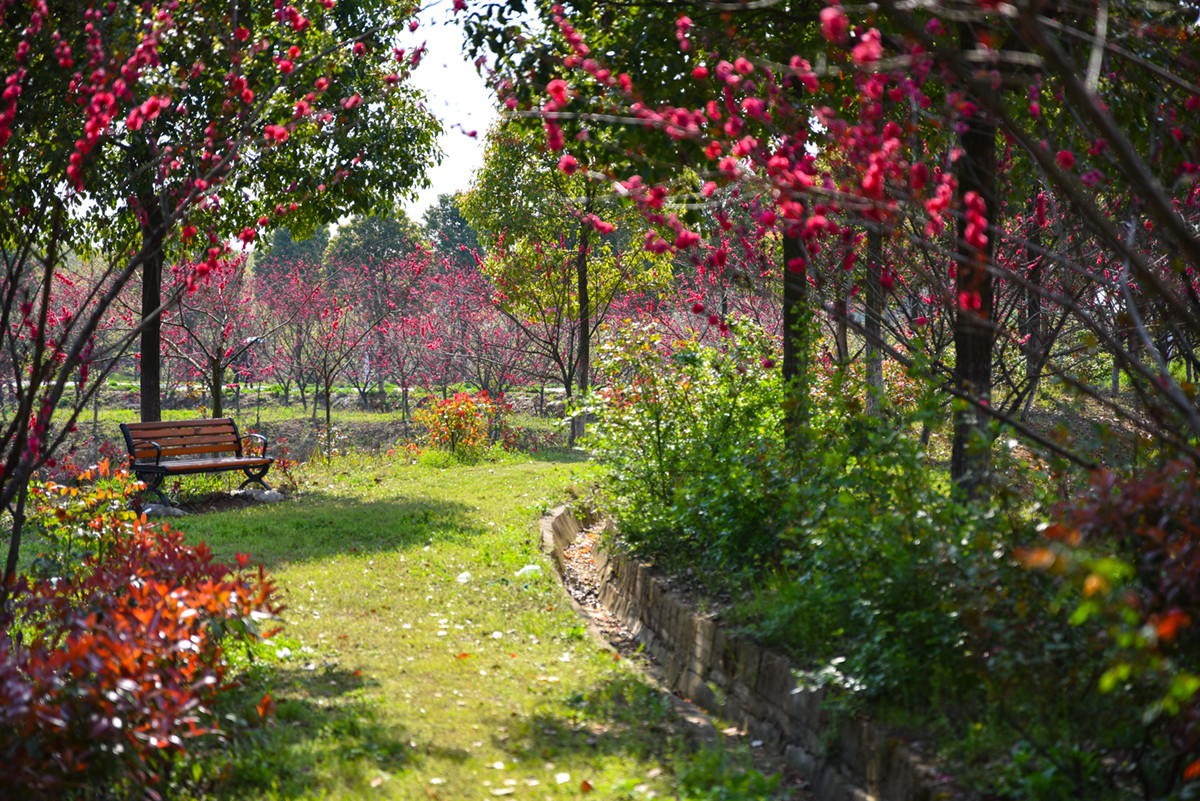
127 429 238 441
124 417 237 429
133 442 241 459
131 432 240 449
156 456 271 471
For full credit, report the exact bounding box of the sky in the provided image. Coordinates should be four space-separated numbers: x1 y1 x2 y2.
399 2 500 223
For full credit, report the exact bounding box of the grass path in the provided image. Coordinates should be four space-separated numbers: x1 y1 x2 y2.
178 452 772 800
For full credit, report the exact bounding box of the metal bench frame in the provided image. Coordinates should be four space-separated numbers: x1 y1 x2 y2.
120 417 273 505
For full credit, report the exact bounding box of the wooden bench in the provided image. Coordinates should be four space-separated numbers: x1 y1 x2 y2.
120 417 273 505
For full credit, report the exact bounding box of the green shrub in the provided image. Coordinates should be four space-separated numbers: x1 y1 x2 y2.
589 321 1200 799
587 321 786 579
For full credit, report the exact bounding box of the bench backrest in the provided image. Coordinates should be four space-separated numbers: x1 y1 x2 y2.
120 417 243 461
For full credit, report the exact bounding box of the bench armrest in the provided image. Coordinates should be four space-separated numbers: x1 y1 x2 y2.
132 440 163 466
243 433 269 458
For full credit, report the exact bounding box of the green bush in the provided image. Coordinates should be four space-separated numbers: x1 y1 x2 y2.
587 321 786 580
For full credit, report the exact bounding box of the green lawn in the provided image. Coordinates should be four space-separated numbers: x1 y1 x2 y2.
172 451 772 800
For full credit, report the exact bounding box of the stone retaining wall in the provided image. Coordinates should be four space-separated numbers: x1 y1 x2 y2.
543 507 953 801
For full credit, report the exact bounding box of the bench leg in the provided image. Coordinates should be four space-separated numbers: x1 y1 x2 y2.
139 472 172 506
239 466 272 492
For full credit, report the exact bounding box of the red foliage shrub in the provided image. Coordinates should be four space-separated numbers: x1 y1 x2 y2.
1056 462 1200 623
0 468 282 799
1022 461 1200 789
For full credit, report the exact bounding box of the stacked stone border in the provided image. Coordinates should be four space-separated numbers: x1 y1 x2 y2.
542 506 954 801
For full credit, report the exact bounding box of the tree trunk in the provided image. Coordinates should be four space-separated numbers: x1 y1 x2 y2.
324 377 333 457
950 71 998 499
1 481 31 624
573 220 593 445
139 201 166 423
781 231 809 442
864 227 885 416
1018 195 1048 414
211 360 224 418
834 297 849 365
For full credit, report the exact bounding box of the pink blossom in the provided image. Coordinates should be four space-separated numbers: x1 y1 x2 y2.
692 65 708 80
547 78 569 106
675 16 692 51
852 28 883 66
558 154 578 174
1056 149 1075 170
264 124 289 143
741 97 767 120
963 190 988 251
587 214 615 234
545 121 564 150
911 162 928 191
643 230 670 254
820 5 849 44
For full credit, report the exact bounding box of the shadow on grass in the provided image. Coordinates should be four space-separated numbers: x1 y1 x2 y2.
180 493 487 569
197 661 418 799
488 674 695 766
526 448 591 465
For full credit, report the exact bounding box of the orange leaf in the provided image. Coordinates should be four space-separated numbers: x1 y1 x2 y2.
457 653 471 659
1154 609 1191 643
1185 760 1200 782
256 692 275 718
1083 574 1109 597
581 780 593 793
1016 547 1056 570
